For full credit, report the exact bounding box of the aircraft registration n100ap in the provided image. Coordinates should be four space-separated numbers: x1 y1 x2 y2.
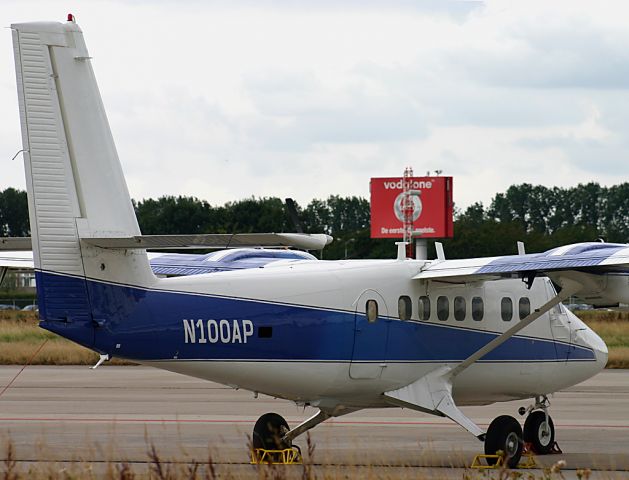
8 16 629 467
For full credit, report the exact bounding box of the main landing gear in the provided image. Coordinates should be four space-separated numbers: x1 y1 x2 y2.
251 413 303 464
252 413 292 451
483 395 557 467
251 407 355 464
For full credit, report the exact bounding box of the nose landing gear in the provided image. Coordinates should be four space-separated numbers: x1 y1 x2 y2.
524 410 555 454
483 395 558 468
520 395 557 455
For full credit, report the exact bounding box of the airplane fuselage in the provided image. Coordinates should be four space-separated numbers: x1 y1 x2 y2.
40 258 608 409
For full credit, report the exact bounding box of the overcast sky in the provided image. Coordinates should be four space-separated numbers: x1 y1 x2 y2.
2 1 628 210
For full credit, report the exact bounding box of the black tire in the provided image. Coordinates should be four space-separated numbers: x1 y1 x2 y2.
252 413 291 451
484 415 523 468
523 411 555 454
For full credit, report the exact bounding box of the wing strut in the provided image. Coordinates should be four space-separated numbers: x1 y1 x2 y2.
449 279 581 378
384 278 582 439
282 405 358 444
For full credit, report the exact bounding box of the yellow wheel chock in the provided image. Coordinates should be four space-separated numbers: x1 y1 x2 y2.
517 452 538 469
470 451 537 469
250 447 303 465
470 454 504 469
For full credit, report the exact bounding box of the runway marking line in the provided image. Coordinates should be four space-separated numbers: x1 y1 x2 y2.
0 417 628 429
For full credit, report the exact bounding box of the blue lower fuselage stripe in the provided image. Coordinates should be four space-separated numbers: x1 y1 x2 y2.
36 271 596 363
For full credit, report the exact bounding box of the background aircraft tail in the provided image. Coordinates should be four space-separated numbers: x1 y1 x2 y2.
12 17 155 345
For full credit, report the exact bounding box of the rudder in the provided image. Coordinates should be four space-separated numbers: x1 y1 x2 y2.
12 18 155 345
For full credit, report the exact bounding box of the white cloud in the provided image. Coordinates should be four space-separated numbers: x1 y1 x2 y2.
2 0 629 213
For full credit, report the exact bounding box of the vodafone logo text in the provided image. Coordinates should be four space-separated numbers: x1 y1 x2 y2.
383 179 433 190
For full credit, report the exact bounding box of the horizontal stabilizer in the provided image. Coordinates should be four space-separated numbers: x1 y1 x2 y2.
81 233 333 250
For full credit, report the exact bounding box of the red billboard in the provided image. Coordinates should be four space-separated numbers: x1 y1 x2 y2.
370 176 453 238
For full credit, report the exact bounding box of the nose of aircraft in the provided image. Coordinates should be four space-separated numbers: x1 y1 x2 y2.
585 327 609 369
571 313 608 370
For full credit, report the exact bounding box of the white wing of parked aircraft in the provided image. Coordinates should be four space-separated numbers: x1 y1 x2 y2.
0 251 34 270
0 248 320 279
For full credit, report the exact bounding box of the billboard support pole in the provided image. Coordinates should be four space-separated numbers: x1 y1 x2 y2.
402 167 414 258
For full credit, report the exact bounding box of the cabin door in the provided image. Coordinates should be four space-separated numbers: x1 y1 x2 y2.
350 289 389 379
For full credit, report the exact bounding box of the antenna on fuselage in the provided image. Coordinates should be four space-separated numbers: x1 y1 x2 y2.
435 242 445 261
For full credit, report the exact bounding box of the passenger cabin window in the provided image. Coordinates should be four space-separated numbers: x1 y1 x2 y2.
437 296 449 321
366 299 378 323
418 296 430 321
472 297 484 321
519 297 531 320
398 296 412 320
501 297 513 321
454 296 466 321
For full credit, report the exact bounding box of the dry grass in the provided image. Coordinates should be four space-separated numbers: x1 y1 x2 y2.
576 310 629 368
575 309 629 322
0 437 595 480
0 310 628 368
606 347 629 369
0 311 133 366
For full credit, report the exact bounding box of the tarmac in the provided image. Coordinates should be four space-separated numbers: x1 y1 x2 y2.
0 365 628 478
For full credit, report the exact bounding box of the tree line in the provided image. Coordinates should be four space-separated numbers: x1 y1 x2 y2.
1 182 628 260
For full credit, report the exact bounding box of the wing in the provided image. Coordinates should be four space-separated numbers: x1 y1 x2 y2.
416 242 629 280
415 242 629 305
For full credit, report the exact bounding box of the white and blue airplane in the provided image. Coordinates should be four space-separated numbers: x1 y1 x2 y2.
5 16 629 468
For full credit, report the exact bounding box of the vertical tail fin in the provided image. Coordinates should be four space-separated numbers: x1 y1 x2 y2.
12 18 155 340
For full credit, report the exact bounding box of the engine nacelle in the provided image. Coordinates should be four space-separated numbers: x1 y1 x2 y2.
549 271 629 306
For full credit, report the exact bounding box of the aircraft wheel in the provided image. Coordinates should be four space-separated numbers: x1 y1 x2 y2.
523 411 555 454
252 412 291 450
484 415 523 468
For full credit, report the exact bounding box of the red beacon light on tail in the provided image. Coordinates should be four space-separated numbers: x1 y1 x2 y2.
67 13 75 22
